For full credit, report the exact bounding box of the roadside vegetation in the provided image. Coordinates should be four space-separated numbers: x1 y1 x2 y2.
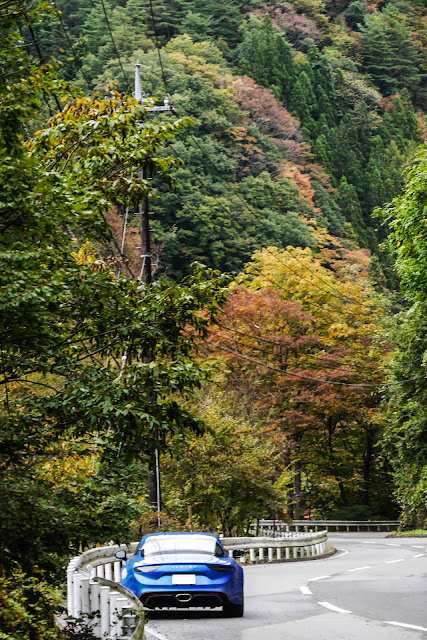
1 0 427 634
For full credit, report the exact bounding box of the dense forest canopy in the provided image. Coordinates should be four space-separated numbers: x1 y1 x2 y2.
1 0 427 634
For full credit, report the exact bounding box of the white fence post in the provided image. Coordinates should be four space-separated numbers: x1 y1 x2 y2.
114 561 121 582
80 577 90 614
72 571 81 617
99 585 110 638
89 580 101 638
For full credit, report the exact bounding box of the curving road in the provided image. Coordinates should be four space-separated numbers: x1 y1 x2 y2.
145 533 427 640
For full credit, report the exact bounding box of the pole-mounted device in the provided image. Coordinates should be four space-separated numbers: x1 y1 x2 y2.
133 61 176 524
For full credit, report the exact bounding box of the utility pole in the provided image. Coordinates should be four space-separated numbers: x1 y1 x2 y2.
134 62 174 524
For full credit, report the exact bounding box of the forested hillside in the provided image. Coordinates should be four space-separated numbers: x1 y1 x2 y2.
31 0 425 277
1 0 427 634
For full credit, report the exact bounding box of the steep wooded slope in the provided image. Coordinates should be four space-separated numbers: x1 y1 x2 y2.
28 0 426 283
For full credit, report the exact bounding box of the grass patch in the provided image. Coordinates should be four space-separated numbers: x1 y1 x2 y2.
391 529 427 537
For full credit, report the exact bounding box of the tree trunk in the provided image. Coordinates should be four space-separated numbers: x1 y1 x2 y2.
362 426 375 506
293 457 303 520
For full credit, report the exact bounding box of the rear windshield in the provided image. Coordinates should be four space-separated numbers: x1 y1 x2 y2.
142 535 217 557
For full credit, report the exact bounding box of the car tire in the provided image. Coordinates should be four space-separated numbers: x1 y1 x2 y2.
223 597 244 617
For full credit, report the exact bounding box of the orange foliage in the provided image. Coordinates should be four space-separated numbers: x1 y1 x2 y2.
254 3 323 49
277 164 316 205
229 76 312 163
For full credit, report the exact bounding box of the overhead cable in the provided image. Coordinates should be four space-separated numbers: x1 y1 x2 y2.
205 339 425 388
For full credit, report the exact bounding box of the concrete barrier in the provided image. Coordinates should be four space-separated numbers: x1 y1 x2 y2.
66 530 328 637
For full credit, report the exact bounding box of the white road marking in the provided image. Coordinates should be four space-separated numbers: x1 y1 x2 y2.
300 585 312 595
386 559 404 564
328 549 349 559
145 627 172 640
318 601 352 614
386 543 400 546
385 621 427 632
413 553 424 558
346 565 371 572
361 541 377 544
308 575 331 582
411 545 424 549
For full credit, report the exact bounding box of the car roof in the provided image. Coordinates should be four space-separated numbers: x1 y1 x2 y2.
141 532 219 540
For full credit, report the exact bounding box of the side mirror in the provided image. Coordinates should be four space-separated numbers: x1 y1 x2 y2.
115 550 127 561
232 549 245 559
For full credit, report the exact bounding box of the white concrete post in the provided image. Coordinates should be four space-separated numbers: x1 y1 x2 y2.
277 547 281 560
89 580 101 638
123 613 136 637
259 547 264 561
96 564 105 579
268 547 273 562
110 591 120 637
285 547 290 560
249 548 256 563
99 586 110 638
116 597 129 636
72 571 82 617
105 562 113 581
80 577 90 614
114 561 121 582
67 568 75 616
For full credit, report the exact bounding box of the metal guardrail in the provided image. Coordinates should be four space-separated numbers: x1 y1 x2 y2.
255 519 399 534
66 531 329 637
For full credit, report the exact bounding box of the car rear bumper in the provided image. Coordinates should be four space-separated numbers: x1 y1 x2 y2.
141 590 230 609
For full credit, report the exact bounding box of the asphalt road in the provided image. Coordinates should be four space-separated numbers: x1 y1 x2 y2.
144 533 427 640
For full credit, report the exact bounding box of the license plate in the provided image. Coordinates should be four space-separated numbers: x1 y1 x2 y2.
172 574 196 585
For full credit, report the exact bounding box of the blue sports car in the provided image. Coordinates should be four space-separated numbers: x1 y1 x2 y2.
116 532 244 616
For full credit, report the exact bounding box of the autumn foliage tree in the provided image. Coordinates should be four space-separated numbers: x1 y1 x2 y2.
206 247 392 518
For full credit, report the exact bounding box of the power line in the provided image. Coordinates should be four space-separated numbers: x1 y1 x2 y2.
51 2 93 87
98 0 130 89
164 147 370 323
20 17 62 112
144 0 375 313
205 339 425 388
187 133 375 312
147 0 168 93
216 322 380 373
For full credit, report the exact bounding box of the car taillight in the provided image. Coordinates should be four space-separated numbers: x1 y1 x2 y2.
134 565 161 573
207 565 233 572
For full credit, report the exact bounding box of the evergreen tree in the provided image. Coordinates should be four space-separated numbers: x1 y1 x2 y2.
360 15 397 95
335 176 367 246
360 7 422 99
237 15 296 105
343 1 366 30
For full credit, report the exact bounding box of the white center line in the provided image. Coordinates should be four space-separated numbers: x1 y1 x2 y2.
346 565 372 572
300 586 312 595
412 545 424 549
386 543 400 546
309 575 331 582
413 553 424 558
385 621 427 632
361 541 377 544
386 559 405 564
318 601 352 614
145 626 173 640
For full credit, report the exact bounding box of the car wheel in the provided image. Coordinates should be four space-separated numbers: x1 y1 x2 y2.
223 597 244 617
